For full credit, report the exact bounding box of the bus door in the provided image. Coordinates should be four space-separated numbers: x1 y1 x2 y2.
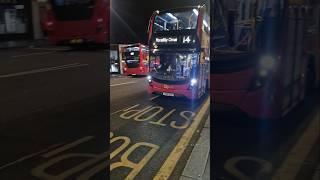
281 6 306 112
118 44 126 74
141 46 149 73
110 44 120 74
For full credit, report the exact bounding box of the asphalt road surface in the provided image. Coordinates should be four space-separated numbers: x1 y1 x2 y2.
0 46 108 179
110 75 210 180
212 91 320 180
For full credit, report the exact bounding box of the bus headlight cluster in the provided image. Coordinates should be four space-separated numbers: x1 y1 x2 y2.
147 75 152 82
96 18 103 23
250 55 277 90
190 78 197 86
259 56 276 72
258 55 277 78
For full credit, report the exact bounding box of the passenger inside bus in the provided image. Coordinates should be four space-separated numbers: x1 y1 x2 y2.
151 54 196 80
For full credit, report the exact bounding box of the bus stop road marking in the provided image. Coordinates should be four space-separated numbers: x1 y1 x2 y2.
153 97 210 180
0 143 64 171
0 63 88 79
110 105 139 116
272 111 320 180
110 82 136 87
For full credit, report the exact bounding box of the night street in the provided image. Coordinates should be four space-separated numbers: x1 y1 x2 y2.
110 76 210 179
0 46 108 179
1 0 319 179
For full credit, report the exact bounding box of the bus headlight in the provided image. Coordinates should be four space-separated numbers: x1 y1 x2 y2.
96 18 103 23
249 56 277 90
46 21 53 26
259 56 276 71
147 75 152 82
258 55 277 77
190 78 197 86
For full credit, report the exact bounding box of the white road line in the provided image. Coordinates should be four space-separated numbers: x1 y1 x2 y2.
272 111 320 180
0 143 63 171
12 52 54 58
110 82 136 87
149 95 160 101
29 47 71 51
42 136 94 158
110 109 124 116
0 63 88 79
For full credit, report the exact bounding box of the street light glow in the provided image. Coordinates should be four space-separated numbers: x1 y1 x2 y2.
193 9 199 16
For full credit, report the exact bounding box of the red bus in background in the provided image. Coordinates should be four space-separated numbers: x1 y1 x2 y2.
305 2 320 91
147 5 210 100
211 0 309 119
121 44 149 76
42 0 109 45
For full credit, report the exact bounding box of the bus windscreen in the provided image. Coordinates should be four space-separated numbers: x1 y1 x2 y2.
51 0 94 21
150 53 198 81
52 0 94 6
123 51 140 68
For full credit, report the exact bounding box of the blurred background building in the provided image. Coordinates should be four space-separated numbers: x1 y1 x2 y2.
0 0 47 42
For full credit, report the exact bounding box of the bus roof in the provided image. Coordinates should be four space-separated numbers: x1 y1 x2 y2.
154 5 206 15
120 43 148 48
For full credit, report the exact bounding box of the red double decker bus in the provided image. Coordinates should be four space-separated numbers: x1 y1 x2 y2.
42 0 109 45
211 0 310 119
120 44 149 76
147 5 210 100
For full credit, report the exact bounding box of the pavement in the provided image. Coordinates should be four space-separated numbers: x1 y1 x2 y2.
180 115 210 180
313 163 320 180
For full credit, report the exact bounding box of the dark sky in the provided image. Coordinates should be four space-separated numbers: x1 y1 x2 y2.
110 0 209 44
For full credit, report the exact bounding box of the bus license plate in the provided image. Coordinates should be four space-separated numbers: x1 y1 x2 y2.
163 92 174 97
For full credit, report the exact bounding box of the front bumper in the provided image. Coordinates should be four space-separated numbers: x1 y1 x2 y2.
148 81 197 99
211 88 280 119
